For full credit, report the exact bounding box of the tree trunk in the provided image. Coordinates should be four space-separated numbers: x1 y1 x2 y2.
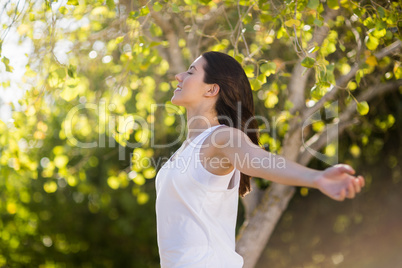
236 183 296 268
236 129 303 268
235 9 347 267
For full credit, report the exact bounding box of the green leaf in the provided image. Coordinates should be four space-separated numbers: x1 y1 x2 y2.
357 101 369 115
55 68 66 79
129 11 140 19
365 55 378 67
260 14 272 23
264 91 278 108
171 3 180 13
67 65 76 78
67 0 79 5
307 0 319 10
365 35 379 50
326 42 336 54
149 41 162 47
314 18 323 27
67 69 73 78
318 81 331 88
115 36 125 44
2 81 10 88
140 5 150 16
301 57 316 68
244 64 255 78
59 6 68 14
353 8 363 17
234 54 244 64
378 7 385 18
1 57 13 72
327 0 339 10
260 62 276 76
284 19 301 27
60 86 78 101
363 17 375 28
310 85 321 100
153 2 163 12
375 21 386 31
394 63 402 79
356 70 362 86
106 0 115 10
257 73 267 84
372 28 386 38
249 79 262 91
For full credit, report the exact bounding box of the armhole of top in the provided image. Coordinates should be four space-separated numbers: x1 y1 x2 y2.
227 170 241 190
191 125 238 191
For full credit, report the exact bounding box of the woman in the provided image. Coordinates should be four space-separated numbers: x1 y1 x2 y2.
155 51 365 267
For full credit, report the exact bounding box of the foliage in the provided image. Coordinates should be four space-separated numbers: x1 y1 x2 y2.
0 0 401 266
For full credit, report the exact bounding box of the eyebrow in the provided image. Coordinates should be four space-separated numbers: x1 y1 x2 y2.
189 65 197 71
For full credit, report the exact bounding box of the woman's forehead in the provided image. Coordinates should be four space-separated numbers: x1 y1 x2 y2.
191 56 206 68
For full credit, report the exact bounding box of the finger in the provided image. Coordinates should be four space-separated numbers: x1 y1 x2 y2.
337 188 346 201
336 164 355 175
347 181 355 199
358 175 365 187
353 178 361 193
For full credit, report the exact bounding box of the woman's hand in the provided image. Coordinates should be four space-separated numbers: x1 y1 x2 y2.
314 164 365 201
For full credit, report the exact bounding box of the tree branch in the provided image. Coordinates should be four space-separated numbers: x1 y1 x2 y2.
300 40 402 125
148 4 186 74
298 119 357 166
375 39 402 59
87 17 127 42
340 79 402 122
288 9 339 115
187 5 226 59
298 79 402 165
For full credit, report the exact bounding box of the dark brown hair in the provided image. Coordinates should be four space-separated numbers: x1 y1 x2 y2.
202 51 260 197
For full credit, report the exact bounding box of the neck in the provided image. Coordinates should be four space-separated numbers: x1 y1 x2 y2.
185 106 220 140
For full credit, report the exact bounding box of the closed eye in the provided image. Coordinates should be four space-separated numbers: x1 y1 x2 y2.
188 65 196 73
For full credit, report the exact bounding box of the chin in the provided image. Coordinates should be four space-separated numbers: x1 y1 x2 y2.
171 97 187 108
171 96 178 104
171 96 182 106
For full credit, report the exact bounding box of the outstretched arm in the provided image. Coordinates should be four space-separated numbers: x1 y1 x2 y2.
215 127 365 201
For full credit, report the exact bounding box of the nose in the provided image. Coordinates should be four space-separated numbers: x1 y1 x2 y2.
175 72 183 82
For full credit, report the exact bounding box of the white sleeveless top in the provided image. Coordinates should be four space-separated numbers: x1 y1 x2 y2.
155 124 244 267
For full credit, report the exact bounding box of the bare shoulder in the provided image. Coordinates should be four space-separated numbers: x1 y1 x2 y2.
211 125 252 148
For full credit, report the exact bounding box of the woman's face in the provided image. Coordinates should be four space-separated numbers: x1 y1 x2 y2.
171 56 211 108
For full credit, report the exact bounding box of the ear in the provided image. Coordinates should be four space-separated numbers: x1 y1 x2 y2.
206 84 220 97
